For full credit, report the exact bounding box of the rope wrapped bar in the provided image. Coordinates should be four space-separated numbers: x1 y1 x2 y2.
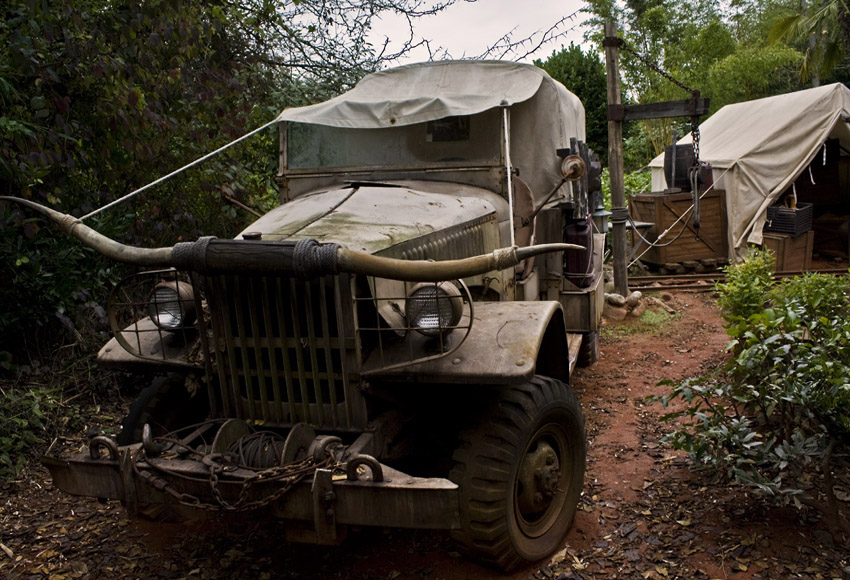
0 196 585 281
171 238 340 276
610 207 630 223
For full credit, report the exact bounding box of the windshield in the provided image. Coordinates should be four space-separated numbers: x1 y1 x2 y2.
286 109 502 171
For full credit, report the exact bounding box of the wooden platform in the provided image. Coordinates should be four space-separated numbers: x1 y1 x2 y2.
629 189 728 265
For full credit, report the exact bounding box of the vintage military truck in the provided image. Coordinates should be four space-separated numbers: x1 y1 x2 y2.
6 60 604 571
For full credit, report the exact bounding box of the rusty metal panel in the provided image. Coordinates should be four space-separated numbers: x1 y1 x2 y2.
365 301 564 384
41 455 124 500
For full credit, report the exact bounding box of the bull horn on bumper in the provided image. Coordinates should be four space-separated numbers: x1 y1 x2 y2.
0 196 173 266
1 196 584 282
336 244 584 282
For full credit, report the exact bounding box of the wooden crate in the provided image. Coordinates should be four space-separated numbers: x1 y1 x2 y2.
763 231 814 272
629 190 728 265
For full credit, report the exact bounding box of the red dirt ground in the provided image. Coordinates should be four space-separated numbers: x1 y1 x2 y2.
1 291 847 579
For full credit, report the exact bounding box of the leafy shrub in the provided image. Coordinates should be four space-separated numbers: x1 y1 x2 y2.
600 168 652 210
0 208 124 360
0 383 59 482
715 247 774 321
658 266 850 533
769 270 850 322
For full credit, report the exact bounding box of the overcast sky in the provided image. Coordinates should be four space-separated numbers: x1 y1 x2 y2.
367 0 591 66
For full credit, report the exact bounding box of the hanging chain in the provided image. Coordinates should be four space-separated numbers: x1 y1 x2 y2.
619 40 702 165
691 119 700 162
619 42 696 95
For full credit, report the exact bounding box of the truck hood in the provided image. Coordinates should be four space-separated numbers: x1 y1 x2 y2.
239 181 508 255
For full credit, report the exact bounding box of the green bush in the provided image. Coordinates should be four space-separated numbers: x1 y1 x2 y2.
658 266 850 533
0 209 125 359
769 270 850 322
715 247 774 322
0 383 59 482
600 168 652 210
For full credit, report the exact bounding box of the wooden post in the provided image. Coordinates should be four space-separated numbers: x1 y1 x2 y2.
604 21 628 297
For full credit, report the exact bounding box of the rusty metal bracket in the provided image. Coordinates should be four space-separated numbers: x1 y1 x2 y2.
119 449 139 515
312 468 337 543
142 424 166 457
308 435 343 463
89 436 119 460
346 454 384 482
607 104 625 122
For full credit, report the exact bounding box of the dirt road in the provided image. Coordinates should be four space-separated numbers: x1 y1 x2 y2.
1 291 847 579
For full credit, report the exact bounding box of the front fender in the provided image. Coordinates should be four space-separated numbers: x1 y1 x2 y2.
97 317 203 373
366 301 578 385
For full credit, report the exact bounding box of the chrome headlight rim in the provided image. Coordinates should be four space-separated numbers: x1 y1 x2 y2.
148 280 196 331
405 281 464 338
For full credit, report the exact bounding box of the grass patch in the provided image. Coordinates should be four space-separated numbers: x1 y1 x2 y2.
603 303 678 339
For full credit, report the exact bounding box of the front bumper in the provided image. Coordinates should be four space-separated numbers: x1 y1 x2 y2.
42 441 461 543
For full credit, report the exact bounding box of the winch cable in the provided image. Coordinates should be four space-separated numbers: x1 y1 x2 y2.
130 421 341 511
80 118 279 221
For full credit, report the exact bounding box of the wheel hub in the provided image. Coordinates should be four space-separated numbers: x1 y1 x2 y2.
517 440 561 517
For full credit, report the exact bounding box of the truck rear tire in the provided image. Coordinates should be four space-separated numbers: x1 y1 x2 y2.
577 330 599 367
449 375 586 571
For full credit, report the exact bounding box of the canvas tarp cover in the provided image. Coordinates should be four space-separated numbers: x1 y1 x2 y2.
278 60 559 128
275 61 586 206
648 83 850 261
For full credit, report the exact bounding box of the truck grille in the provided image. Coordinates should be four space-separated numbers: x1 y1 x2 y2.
201 273 366 430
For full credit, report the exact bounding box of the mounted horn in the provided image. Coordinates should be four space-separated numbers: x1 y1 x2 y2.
1 197 584 282
1 196 173 267
336 243 584 282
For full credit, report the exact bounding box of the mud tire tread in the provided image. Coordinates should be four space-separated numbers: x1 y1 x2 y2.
449 376 586 571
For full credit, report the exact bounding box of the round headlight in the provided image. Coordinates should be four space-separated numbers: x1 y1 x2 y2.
148 281 195 331
405 282 463 337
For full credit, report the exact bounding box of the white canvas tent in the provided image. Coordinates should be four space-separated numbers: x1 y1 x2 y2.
648 83 850 261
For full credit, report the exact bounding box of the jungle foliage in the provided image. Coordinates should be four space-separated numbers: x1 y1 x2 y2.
658 250 850 533
536 42 609 164
579 0 832 165
0 0 451 364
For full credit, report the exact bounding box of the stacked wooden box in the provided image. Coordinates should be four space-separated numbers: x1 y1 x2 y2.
762 231 814 271
629 189 728 265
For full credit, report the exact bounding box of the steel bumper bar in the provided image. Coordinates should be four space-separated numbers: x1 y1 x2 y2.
41 448 461 533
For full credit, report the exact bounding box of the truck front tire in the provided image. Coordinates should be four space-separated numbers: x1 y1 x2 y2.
449 375 586 571
117 374 208 445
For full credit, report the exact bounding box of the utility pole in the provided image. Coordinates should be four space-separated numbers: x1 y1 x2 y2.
604 22 628 296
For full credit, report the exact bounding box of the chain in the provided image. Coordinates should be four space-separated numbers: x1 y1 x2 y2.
132 442 337 512
619 42 698 96
619 40 702 165
692 121 700 163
